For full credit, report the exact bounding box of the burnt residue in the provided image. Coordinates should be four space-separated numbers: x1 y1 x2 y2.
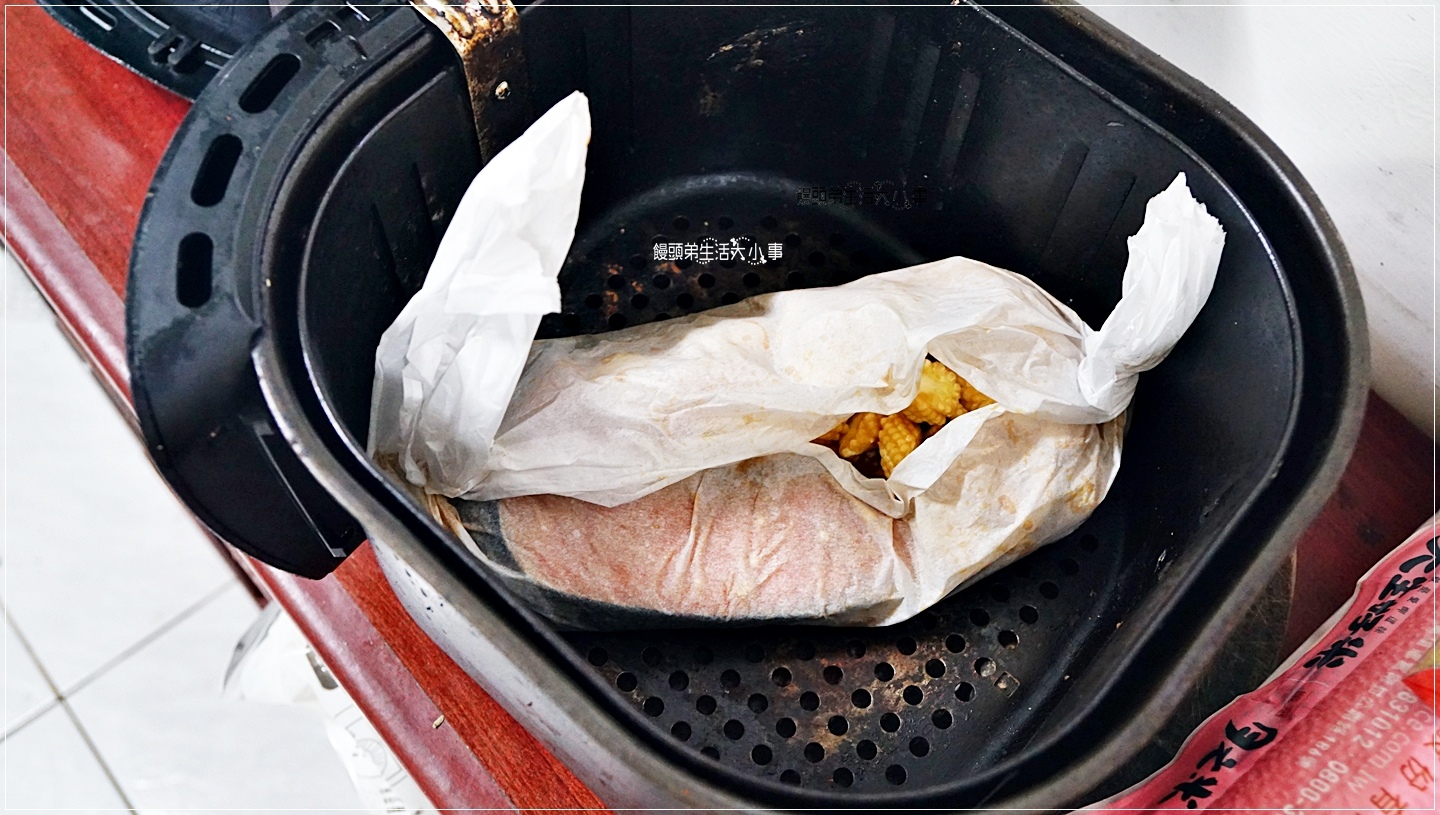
699 22 816 119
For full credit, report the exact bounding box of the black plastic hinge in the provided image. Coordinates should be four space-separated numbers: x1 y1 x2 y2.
147 27 205 74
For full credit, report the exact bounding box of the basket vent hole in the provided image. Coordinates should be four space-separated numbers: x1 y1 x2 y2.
641 647 661 666
643 696 665 716
191 134 243 207
1014 561 1033 578
808 251 827 267
607 314 628 330
668 671 689 691
786 271 806 288
945 635 966 653
804 742 825 763
723 719 745 740
719 669 740 689
925 659 947 678
828 715 849 736
975 658 997 678
851 688 872 709
718 216 735 230
874 662 895 681
795 641 817 660
701 746 720 759
1080 534 1099 552
822 666 844 685
909 736 931 758
1060 558 1080 575
1019 605 1040 624
989 584 1011 602
956 682 975 702
584 293 603 309
239 53 301 113
1040 581 1060 599
780 769 801 785
615 672 637 692
771 667 792 687
655 312 672 321
696 695 717 715
761 215 779 230
676 293 695 309
747 693 769 714
800 691 820 711
628 254 646 270
651 274 671 289
607 274 627 289
845 639 867 658
833 767 854 788
586 647 607 666
918 612 940 630
903 685 923 705
752 745 773 765
997 671 1019 696
673 215 690 231
175 233 213 308
776 717 797 738
671 721 691 741
720 292 740 305
896 637 918 656
880 712 901 732
630 294 649 309
742 272 761 287
744 644 766 663
998 630 1020 649
969 608 990 627
932 709 953 729
784 232 802 248
719 258 737 269
886 764 908 785
695 646 714 665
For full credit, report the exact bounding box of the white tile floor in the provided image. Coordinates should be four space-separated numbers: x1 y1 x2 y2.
2 249 369 812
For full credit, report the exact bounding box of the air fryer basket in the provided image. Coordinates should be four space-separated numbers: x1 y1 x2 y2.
126 0 1367 808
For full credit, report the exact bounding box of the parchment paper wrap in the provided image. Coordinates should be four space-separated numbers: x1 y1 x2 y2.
369 95 1226 627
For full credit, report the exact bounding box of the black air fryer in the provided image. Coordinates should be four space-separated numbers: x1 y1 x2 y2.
124 1 1367 808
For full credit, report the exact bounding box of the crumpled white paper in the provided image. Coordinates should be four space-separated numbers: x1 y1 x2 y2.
368 94 1226 626
367 91 589 490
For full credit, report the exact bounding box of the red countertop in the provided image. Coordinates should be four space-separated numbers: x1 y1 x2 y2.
2 2 1432 808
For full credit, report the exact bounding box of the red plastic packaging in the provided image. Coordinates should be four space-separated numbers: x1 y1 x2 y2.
1095 516 1440 811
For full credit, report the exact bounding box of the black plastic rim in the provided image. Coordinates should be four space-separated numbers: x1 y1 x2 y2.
39 0 280 99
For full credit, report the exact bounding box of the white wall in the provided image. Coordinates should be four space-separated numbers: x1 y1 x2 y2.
1078 1 1436 437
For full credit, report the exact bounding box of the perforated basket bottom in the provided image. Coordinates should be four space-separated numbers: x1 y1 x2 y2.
567 531 1116 794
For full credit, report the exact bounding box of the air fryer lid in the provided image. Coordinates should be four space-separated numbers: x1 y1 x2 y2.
126 0 1365 807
